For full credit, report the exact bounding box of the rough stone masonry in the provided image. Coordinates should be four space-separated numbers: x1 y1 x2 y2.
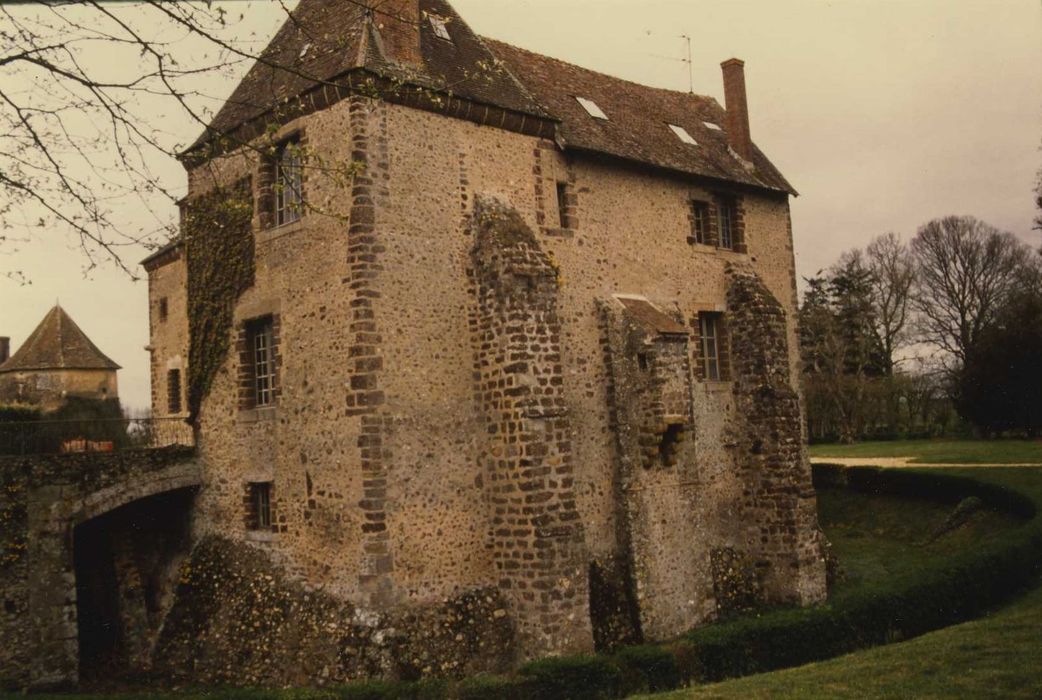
1 0 830 689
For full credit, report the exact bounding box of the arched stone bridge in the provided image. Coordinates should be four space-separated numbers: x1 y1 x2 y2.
0 446 200 690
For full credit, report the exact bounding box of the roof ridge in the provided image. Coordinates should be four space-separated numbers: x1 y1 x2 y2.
481 36 718 108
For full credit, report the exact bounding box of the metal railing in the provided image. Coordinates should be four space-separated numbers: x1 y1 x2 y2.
0 417 195 456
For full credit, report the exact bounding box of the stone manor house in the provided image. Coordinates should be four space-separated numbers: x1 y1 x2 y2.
137 0 826 683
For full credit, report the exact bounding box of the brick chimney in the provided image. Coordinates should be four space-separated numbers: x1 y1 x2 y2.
721 58 753 163
0 337 8 366
372 0 423 68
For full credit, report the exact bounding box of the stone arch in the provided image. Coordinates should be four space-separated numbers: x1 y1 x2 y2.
27 458 202 689
57 460 201 528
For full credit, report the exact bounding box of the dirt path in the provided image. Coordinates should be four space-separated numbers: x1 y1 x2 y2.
810 457 1042 468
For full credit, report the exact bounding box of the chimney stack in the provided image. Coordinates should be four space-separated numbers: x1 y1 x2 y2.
372 0 423 68
721 58 753 163
0 337 9 366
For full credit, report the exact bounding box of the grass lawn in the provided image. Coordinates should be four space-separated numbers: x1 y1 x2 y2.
645 579 1042 700
646 466 1042 700
808 439 1042 464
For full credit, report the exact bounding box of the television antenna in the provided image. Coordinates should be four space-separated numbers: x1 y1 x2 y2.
645 32 693 94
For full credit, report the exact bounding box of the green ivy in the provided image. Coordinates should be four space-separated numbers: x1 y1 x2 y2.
185 178 255 422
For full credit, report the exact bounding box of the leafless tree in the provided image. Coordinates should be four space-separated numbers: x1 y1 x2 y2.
0 0 446 281
863 232 914 376
910 215 1033 366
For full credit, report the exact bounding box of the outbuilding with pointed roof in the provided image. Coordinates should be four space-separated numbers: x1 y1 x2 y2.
0 305 120 410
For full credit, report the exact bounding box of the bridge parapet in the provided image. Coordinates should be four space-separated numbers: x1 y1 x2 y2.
0 417 194 458
0 446 201 691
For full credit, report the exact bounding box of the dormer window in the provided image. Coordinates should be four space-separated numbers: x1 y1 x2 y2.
668 124 698 145
576 96 608 120
703 121 722 131
428 14 452 41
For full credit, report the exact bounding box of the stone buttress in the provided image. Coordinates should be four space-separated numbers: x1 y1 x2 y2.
468 197 593 657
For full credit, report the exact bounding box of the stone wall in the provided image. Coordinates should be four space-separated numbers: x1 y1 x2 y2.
725 265 827 604
469 197 592 656
0 447 198 690
154 536 515 686
138 86 823 679
146 247 189 419
0 369 118 412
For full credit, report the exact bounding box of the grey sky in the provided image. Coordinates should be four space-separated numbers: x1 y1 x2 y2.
2 0 1040 412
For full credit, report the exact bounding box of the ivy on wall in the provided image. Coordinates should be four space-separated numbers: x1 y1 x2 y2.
184 177 255 423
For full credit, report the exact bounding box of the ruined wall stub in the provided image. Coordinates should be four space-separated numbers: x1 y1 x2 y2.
725 265 827 604
469 197 592 657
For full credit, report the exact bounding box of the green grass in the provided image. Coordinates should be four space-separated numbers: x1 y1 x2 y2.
808 439 1042 464
644 466 1042 699
646 579 1042 700
818 488 1018 594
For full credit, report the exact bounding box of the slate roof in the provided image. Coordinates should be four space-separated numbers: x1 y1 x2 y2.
187 0 548 152
187 0 794 195
0 306 121 373
484 40 795 195
616 297 689 336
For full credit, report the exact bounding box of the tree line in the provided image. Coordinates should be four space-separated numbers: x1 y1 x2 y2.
799 215 1041 442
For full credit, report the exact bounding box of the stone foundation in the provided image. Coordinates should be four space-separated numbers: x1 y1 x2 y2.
154 536 516 686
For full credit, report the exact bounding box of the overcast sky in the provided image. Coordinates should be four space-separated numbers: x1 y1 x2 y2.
2 0 1040 412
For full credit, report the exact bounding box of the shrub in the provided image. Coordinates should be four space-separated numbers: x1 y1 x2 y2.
612 644 681 695
677 464 1042 683
517 655 622 700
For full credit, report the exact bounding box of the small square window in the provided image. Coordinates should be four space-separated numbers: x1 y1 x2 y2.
576 96 609 120
158 297 169 323
428 14 452 41
668 124 698 145
275 140 303 227
689 201 710 245
248 482 272 531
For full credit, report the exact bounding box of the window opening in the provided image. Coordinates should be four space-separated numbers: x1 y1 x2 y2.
167 369 182 414
248 482 272 530
637 352 650 373
275 140 303 226
428 14 452 41
668 124 698 145
248 317 276 407
716 195 736 250
700 313 721 381
158 297 169 322
576 96 609 120
658 423 683 467
689 201 710 245
557 182 571 229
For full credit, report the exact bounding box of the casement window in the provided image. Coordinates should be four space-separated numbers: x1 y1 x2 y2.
716 195 737 250
245 316 277 408
247 482 273 531
696 312 729 382
275 139 303 226
689 201 710 245
167 368 182 414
